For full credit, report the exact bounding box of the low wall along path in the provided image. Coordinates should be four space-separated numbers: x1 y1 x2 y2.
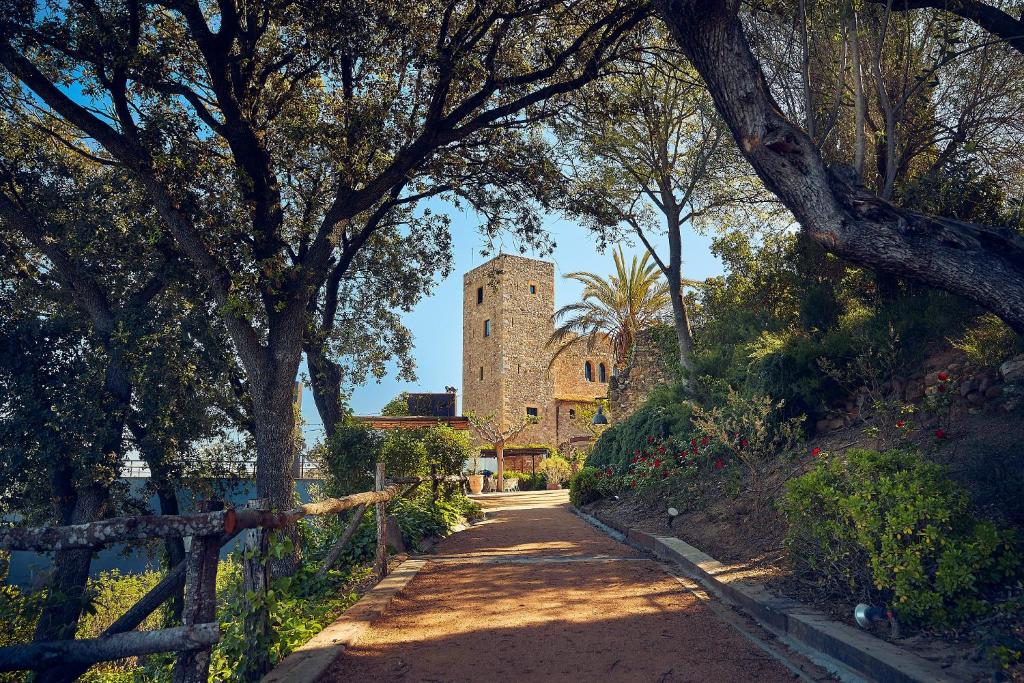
319 490 830 682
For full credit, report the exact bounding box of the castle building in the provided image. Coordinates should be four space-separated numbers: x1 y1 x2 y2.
462 254 613 456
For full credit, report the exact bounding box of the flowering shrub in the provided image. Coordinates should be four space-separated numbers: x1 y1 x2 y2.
569 466 618 507
782 448 1021 628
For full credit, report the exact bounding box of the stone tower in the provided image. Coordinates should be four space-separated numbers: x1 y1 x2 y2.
462 253 612 450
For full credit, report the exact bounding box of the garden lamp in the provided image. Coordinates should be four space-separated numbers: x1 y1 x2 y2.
592 405 608 425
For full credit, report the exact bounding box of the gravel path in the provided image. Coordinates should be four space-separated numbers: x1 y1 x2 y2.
321 490 814 683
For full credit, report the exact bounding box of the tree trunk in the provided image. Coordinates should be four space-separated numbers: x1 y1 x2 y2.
155 487 186 622
664 211 695 374
34 352 128 672
305 343 345 440
249 361 301 576
495 441 505 494
656 0 1024 333
33 495 104 640
849 9 866 180
670 288 696 373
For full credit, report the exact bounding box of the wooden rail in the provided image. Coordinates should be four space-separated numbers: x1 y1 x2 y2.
0 466 423 682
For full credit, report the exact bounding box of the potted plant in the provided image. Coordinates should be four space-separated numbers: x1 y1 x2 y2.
466 456 484 494
538 455 571 490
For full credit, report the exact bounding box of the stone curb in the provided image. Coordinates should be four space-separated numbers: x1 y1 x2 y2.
574 507 956 683
260 559 427 683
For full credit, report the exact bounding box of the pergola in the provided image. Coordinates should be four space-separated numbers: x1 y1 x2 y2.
355 416 471 430
478 446 550 475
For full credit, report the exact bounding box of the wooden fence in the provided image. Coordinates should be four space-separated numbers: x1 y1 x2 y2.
0 464 426 682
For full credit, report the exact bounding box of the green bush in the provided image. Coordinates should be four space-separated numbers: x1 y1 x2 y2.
952 313 1022 368
569 466 616 507
782 448 1021 628
422 424 474 479
517 471 547 490
588 389 693 470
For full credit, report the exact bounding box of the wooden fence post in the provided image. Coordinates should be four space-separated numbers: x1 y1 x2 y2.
240 498 270 682
317 503 368 579
375 463 388 578
172 500 222 683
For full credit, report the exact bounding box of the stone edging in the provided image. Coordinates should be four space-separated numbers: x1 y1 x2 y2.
260 558 427 683
574 507 956 683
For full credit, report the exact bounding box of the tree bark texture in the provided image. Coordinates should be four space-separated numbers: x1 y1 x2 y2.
172 505 221 683
656 0 1024 333
248 351 303 576
0 623 220 672
305 343 345 440
240 499 270 682
0 510 237 551
865 0 1024 55
374 463 388 579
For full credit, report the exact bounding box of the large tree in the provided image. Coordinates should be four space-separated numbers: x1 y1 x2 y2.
654 0 1024 333
0 0 651 574
556 43 772 373
0 110 242 653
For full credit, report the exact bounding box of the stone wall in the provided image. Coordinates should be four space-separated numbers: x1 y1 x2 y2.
608 328 676 423
462 257 505 434
461 253 612 449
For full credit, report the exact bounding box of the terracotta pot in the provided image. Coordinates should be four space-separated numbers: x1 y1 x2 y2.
467 474 484 494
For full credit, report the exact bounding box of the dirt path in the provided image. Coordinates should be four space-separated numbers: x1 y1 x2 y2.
322 490 823 683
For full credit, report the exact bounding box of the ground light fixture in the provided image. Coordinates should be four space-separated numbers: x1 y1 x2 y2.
854 603 900 638
667 507 680 528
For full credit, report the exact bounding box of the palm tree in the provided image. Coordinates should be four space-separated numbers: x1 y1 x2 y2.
548 247 671 369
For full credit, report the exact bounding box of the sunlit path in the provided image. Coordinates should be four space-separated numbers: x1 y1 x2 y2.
321 490 818 683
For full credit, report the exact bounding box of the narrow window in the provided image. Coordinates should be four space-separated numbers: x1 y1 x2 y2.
529 283 537 294
584 361 593 382
480 367 484 381
568 409 576 419
477 286 483 304
526 407 538 417
484 319 491 337
598 363 607 383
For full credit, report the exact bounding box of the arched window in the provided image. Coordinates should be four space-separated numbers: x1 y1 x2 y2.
598 363 607 383
584 361 593 382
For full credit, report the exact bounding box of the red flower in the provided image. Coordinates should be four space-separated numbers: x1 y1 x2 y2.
662 470 669 478
811 447 821 457
935 429 946 439
691 438 697 448
714 459 725 470
937 371 949 382
896 420 905 429
654 459 662 468
658 445 667 454
701 436 709 446
647 436 656 444
741 439 749 448
606 467 613 476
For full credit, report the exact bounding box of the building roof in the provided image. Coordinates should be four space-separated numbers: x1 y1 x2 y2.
355 416 470 430
478 447 550 457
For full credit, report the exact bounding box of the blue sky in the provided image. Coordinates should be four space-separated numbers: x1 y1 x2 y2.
297 205 726 444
